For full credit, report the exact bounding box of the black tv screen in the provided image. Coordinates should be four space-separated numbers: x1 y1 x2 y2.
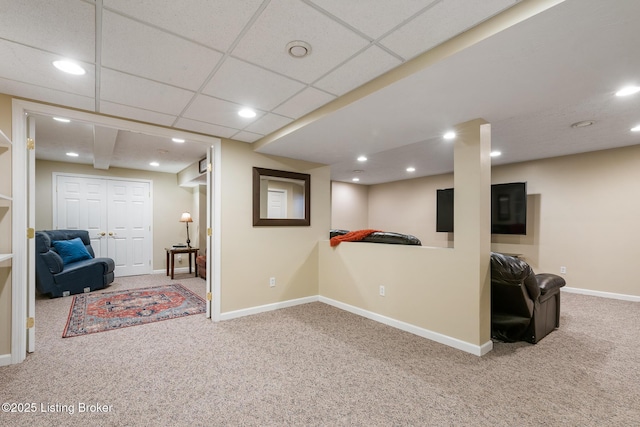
435 182 527 235
436 188 454 232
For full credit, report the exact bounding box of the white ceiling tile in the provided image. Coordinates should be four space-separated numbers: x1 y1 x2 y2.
100 69 195 115
0 78 95 111
245 113 294 136
99 101 177 127
314 45 402 96
273 87 336 119
202 57 306 111
175 118 240 139
380 0 518 60
231 131 263 143
102 11 223 91
103 0 263 52
0 0 95 62
0 40 95 97
232 0 369 83
182 94 264 129
309 0 437 39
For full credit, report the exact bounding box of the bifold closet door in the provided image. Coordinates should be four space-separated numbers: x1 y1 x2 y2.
55 175 151 276
55 175 108 257
106 180 150 276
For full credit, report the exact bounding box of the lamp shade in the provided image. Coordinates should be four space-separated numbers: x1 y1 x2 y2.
180 212 193 223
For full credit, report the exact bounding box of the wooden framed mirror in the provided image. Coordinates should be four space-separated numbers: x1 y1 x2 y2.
253 167 310 226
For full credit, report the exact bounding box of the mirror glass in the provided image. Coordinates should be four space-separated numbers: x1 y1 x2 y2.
253 167 310 226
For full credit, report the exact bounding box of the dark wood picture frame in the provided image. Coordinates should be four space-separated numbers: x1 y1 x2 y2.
198 157 207 174
253 167 311 226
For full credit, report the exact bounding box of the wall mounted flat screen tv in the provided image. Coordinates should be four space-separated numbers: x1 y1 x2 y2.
436 182 527 235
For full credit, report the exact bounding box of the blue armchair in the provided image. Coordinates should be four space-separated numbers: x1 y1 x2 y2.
35 230 115 297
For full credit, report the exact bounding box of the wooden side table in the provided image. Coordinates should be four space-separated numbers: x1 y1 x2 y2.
165 247 199 280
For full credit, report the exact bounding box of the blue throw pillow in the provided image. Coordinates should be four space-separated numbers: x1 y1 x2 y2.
52 237 93 265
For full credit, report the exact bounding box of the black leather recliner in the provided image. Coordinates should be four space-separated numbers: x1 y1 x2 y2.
490 252 566 343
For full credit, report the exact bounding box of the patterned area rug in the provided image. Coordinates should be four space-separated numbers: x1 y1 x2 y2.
63 284 205 338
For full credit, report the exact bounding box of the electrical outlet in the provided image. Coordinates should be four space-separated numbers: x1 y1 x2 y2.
177 255 182 263
560 266 566 274
379 285 385 297
269 277 276 287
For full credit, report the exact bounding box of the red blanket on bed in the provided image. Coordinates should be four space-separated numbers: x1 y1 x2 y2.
330 229 380 247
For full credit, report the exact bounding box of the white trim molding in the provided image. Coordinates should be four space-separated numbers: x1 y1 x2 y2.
220 296 319 321
562 287 640 302
319 296 493 357
0 353 12 367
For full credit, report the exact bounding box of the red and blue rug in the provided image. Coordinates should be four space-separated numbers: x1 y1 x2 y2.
63 284 206 338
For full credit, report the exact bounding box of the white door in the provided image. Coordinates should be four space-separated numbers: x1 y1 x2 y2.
56 175 108 256
267 189 287 218
55 174 151 276
106 180 150 276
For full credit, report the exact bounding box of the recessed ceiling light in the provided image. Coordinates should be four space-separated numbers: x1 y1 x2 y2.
443 131 456 140
490 151 502 157
615 86 640 97
66 152 79 157
149 161 160 167
406 167 416 172
357 156 367 162
570 120 595 128
238 108 256 118
53 117 70 123
286 41 312 58
172 137 185 143
631 125 640 132
352 178 360 182
52 60 86 75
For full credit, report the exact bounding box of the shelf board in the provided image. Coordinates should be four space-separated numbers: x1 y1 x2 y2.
0 254 13 263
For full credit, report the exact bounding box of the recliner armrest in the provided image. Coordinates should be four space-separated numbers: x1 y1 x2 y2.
536 273 566 295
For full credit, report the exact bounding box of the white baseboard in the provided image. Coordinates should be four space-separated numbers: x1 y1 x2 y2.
562 287 640 302
216 294 493 356
220 296 319 321
0 353 12 367
319 296 493 357
151 267 194 275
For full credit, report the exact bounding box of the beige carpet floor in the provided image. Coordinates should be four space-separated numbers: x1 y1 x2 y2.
1 273 639 426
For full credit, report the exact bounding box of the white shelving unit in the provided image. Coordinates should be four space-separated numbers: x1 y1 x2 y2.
0 129 12 263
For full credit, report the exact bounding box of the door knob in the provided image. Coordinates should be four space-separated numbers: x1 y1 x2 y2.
108 232 117 237
97 232 106 236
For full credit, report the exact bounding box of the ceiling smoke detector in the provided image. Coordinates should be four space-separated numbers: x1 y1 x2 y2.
570 120 595 128
286 41 311 58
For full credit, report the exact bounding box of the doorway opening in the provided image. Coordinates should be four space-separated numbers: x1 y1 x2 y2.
11 99 222 363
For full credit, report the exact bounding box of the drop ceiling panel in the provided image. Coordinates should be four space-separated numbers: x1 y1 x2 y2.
231 0 370 83
273 87 336 119
314 45 402 96
202 57 306 111
0 40 95 97
102 11 223 91
309 0 437 39
104 0 264 52
245 113 294 136
232 130 263 143
0 78 95 111
380 0 518 60
99 101 177 127
100 69 195 115
110 130 207 174
182 94 264 129
0 0 95 62
174 118 239 139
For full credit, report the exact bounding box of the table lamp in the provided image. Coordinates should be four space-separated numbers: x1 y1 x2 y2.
180 212 193 247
